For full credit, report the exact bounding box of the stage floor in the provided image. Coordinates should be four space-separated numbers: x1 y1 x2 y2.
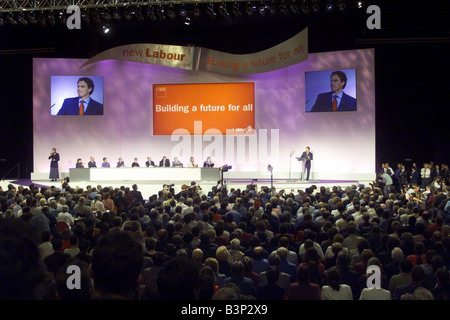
2 178 371 200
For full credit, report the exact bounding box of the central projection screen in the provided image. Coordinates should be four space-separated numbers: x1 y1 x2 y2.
33 48 375 180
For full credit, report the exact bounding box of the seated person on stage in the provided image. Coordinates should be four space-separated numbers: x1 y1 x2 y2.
146 156 156 167
188 157 198 168
159 156 170 167
172 157 183 168
203 156 214 168
88 156 97 168
116 157 125 168
132 158 140 167
76 158 84 168
101 157 110 168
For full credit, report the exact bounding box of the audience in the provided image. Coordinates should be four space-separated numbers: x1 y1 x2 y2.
0 168 448 300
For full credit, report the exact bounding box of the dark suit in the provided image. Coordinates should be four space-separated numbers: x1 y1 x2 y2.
300 151 313 180
310 92 356 112
88 161 97 168
159 159 170 167
57 97 103 115
145 160 156 167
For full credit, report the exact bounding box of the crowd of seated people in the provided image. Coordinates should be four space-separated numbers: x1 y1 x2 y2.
0 161 449 300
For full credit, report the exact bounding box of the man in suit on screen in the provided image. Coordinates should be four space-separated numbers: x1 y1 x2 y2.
310 71 356 112
57 77 103 115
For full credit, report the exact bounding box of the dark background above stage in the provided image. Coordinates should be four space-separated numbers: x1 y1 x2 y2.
0 0 449 179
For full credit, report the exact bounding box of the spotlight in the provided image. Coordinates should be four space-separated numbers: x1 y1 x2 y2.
27 12 38 25
123 9 132 20
167 6 176 19
232 3 241 17
258 3 268 16
300 0 309 14
90 11 101 24
291 1 300 14
0 16 4 27
193 5 201 18
338 1 346 11
81 10 90 24
47 12 56 26
179 5 187 18
57 11 67 25
146 8 157 21
18 13 28 26
312 0 320 13
325 1 334 12
246 2 256 16
101 9 112 21
113 10 121 21
135 8 144 22
207 4 217 19
102 24 110 34
279 1 289 14
6 13 18 26
184 16 191 25
38 12 46 26
268 3 277 15
157 6 165 21
357 1 363 9
219 3 230 18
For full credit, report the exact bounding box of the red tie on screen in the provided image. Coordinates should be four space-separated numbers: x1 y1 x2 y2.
332 95 338 111
79 100 84 115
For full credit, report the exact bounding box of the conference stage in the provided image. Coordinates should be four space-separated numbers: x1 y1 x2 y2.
32 45 376 183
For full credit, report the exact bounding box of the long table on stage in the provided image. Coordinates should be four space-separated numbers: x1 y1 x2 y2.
69 167 220 182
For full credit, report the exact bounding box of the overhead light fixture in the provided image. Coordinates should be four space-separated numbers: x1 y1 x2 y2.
57 10 67 25
179 5 187 18
6 13 18 26
312 0 320 13
357 2 363 9
279 1 289 14
325 0 334 12
101 9 112 21
102 24 110 34
167 6 176 19
18 13 28 26
193 5 201 18
38 12 46 27
207 4 217 19
81 10 90 24
27 12 38 25
269 3 277 15
258 3 268 16
113 10 121 21
291 1 300 14
184 16 191 25
219 3 230 18
232 3 241 17
246 2 256 16
47 12 56 26
301 0 309 14
146 8 157 21
157 6 165 21
123 9 132 20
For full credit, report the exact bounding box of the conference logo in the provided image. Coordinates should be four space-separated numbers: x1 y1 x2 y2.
66 5 81 30
66 265 81 290
366 5 381 30
170 121 280 171
366 265 381 289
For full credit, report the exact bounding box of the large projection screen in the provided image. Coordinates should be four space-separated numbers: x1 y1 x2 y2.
33 49 375 180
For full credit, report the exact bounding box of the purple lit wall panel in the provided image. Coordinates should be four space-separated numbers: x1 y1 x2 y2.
33 48 375 178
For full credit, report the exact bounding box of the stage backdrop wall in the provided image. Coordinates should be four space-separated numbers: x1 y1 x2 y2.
33 48 375 181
